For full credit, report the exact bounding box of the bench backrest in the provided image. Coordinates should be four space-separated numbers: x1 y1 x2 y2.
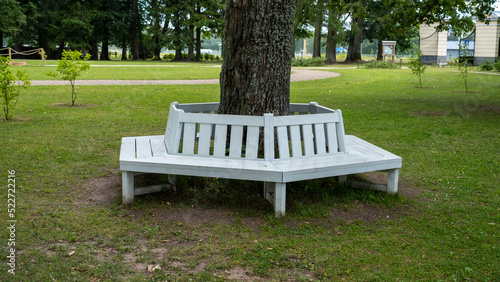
165 102 346 161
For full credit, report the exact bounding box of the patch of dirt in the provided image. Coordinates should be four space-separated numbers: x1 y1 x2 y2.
9 62 29 66
152 208 236 225
222 266 262 280
79 174 121 207
240 217 265 232
328 202 396 223
358 172 421 199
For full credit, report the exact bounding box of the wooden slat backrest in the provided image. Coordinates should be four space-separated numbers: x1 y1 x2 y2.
272 111 346 159
165 102 346 160
165 102 267 159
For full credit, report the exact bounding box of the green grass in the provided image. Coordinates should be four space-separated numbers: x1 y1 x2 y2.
0 64 499 280
9 59 222 80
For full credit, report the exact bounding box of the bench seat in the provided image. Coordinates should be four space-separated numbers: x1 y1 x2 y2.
119 102 402 217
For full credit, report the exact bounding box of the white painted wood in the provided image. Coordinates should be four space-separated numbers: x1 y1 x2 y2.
314 123 327 155
198 123 212 156
136 138 152 158
182 123 197 155
325 123 338 153
274 182 287 217
229 125 244 158
120 137 136 160
264 114 273 161
134 185 165 195
150 138 167 156
387 169 399 194
336 110 346 152
289 125 302 157
245 126 260 159
213 124 227 157
121 102 402 215
277 126 290 159
302 124 315 156
122 171 135 204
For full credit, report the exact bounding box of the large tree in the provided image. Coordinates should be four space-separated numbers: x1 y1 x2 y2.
218 0 296 116
0 0 26 47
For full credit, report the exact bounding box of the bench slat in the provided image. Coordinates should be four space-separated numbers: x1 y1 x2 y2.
245 126 260 159
150 138 167 156
198 123 212 156
289 125 303 157
229 125 244 158
277 126 290 159
213 124 227 157
180 112 264 127
325 123 339 153
302 124 315 156
182 123 197 155
274 113 340 127
314 123 327 155
120 137 136 160
136 138 152 158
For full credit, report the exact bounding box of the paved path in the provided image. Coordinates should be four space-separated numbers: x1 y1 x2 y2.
29 69 340 86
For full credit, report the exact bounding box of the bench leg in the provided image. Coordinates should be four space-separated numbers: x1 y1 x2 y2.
122 171 135 204
387 169 399 194
338 175 347 183
263 182 286 217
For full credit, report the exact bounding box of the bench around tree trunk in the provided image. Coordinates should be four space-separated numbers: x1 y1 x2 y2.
120 102 402 217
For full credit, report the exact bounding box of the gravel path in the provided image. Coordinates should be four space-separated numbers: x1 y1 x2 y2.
29 69 340 86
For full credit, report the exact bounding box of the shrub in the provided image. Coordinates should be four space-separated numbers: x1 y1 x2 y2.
0 57 31 120
494 59 500 72
291 57 325 67
365 60 398 69
47 50 91 106
409 50 427 88
479 60 493 71
163 53 175 60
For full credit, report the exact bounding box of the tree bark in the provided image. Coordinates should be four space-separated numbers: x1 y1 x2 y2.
101 37 110 60
188 25 194 61
121 43 127 60
219 0 296 117
195 26 202 61
313 1 324 58
325 11 337 64
377 38 383 61
131 0 140 60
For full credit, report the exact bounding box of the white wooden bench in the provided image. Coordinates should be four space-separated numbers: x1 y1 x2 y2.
120 102 402 217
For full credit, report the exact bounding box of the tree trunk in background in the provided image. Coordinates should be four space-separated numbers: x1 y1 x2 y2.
121 44 127 60
377 38 383 60
219 0 296 116
90 28 99 60
101 37 110 60
346 0 366 62
312 1 324 58
188 25 194 61
195 26 202 61
325 12 337 64
131 0 140 60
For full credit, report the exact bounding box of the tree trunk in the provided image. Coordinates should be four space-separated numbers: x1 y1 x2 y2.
377 38 383 60
313 1 324 58
101 37 110 60
325 12 337 64
346 0 366 63
0 31 3 48
219 0 296 117
90 27 99 60
131 0 140 60
188 25 194 61
195 26 202 61
121 44 128 60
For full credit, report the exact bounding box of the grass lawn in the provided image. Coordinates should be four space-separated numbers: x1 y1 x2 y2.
0 63 499 280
